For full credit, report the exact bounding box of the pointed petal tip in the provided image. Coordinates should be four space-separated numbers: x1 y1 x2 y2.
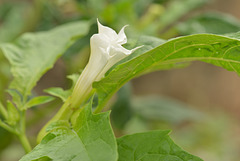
97 18 101 26
122 25 129 30
96 19 118 39
117 25 130 45
96 18 103 32
131 45 144 54
118 25 129 34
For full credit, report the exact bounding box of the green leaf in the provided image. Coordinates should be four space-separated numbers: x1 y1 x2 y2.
44 73 80 101
5 89 23 108
117 130 202 161
118 36 189 75
94 33 240 111
107 36 169 76
6 101 19 126
74 101 118 161
44 88 71 102
20 100 118 161
22 96 55 110
123 36 166 62
178 12 240 35
67 73 81 89
0 20 90 104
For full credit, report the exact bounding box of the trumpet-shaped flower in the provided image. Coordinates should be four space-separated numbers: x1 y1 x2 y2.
70 20 141 108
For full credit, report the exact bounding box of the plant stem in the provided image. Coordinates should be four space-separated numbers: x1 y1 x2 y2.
0 104 32 153
0 114 31 153
18 111 32 153
37 97 72 143
37 91 94 143
18 133 32 153
94 102 106 114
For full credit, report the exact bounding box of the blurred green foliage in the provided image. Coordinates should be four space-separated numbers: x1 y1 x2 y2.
111 83 133 129
178 12 240 35
0 2 28 43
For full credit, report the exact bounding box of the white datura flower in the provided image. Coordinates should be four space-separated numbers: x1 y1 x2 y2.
70 20 141 108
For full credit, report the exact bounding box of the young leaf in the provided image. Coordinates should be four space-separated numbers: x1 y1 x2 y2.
20 100 118 161
117 130 203 161
67 73 81 89
22 96 55 110
6 89 23 108
44 87 70 102
6 101 19 126
0 20 90 103
44 73 80 101
94 33 240 111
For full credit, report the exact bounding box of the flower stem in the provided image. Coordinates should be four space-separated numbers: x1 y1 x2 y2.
37 97 73 143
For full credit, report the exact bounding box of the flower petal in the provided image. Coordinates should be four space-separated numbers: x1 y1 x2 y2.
117 25 128 45
90 34 109 53
113 44 132 56
97 19 118 41
95 48 127 81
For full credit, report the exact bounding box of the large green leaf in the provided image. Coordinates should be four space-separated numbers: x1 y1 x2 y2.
0 21 90 104
178 12 240 35
107 35 178 76
94 33 240 111
117 130 202 161
20 100 118 161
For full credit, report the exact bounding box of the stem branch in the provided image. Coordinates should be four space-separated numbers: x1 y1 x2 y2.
0 120 16 134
